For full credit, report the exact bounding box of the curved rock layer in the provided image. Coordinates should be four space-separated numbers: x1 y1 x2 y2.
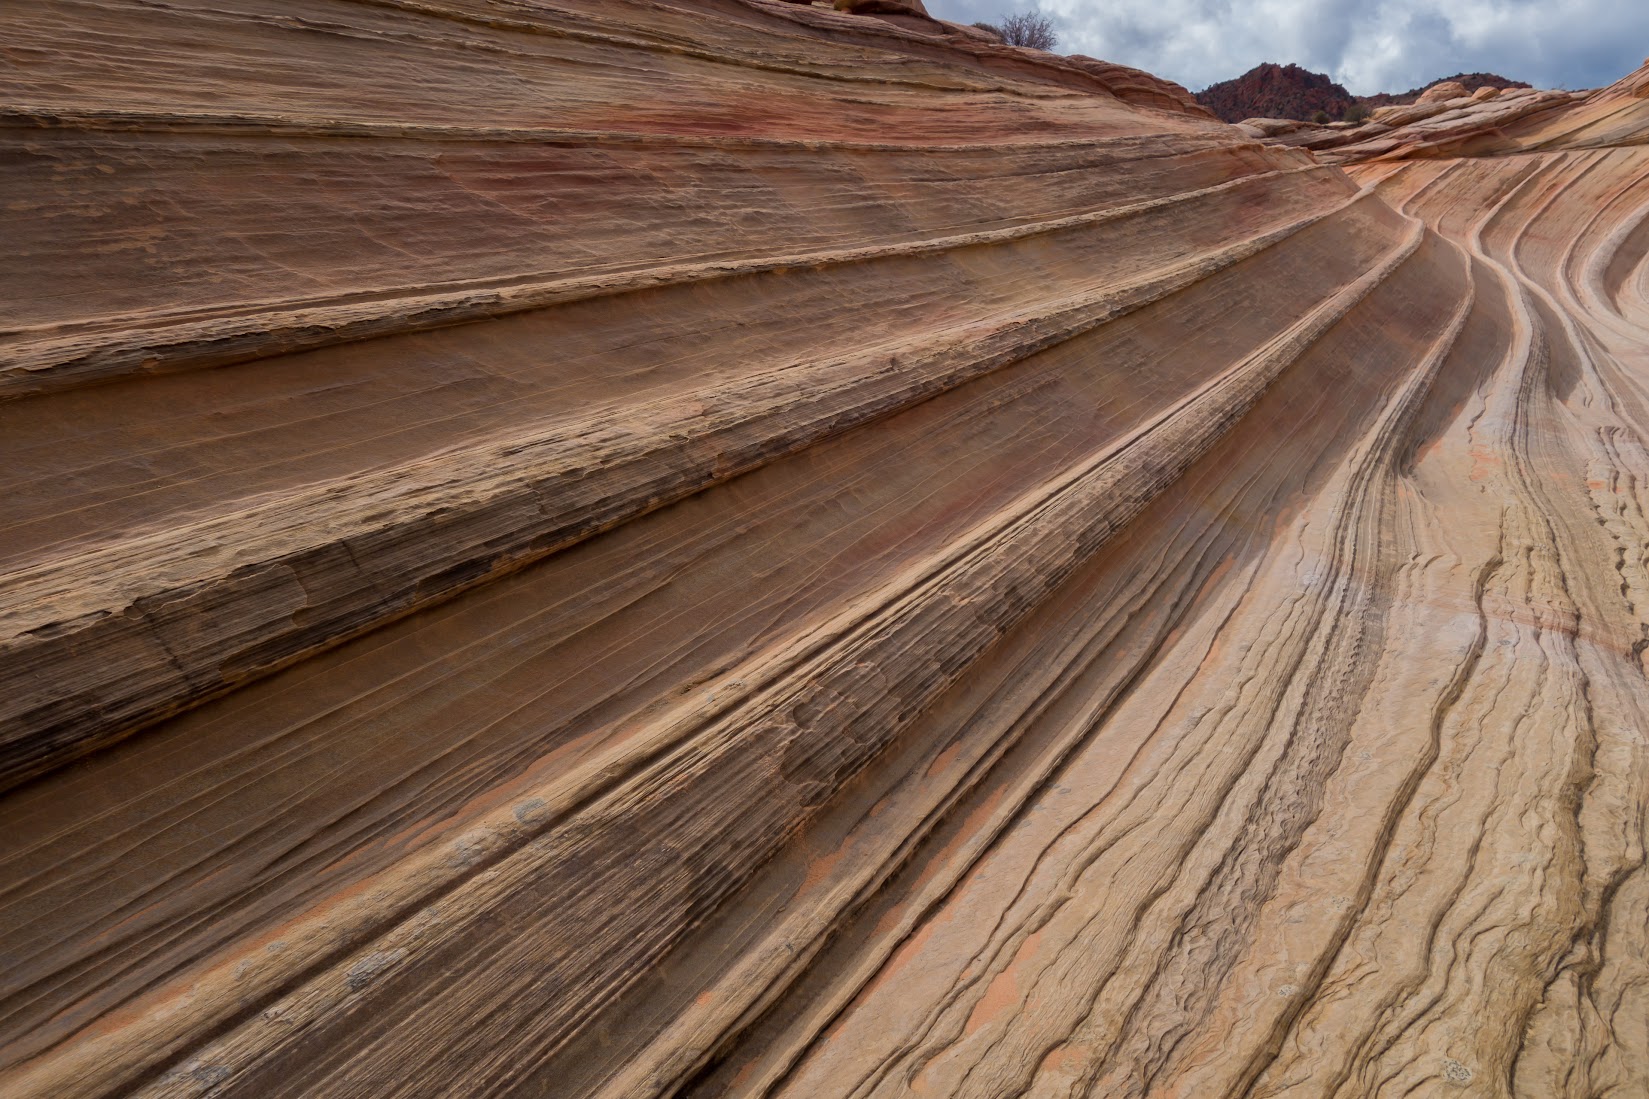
2 3 1648 1097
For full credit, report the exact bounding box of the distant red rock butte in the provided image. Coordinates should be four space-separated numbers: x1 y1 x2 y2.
1196 62 1530 122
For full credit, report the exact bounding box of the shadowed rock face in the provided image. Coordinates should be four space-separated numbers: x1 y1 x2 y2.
2 3 1648 1097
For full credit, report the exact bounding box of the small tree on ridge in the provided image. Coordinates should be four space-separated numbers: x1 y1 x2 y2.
997 11 1058 50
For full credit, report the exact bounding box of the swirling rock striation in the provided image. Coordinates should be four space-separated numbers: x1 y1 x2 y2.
1 2 1648 1097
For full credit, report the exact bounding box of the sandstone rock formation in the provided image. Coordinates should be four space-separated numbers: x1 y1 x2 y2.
1252 84 1589 162
1065 56 1211 118
2 2 1648 1097
1415 79 1470 105
834 0 928 16
1356 70 1531 111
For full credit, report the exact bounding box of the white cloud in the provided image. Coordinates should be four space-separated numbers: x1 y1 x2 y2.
926 0 1648 93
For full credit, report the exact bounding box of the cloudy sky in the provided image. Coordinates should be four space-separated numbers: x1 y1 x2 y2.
926 0 1649 95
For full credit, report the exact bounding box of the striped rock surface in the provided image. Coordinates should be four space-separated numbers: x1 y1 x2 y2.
2 2 1648 1097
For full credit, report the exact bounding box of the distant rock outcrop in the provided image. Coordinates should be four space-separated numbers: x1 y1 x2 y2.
1414 79 1469 105
1198 63 1531 123
1197 62 1356 123
1357 71 1532 109
1234 83 1586 163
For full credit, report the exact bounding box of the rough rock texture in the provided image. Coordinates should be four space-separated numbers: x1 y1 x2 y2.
2 3 1649 1098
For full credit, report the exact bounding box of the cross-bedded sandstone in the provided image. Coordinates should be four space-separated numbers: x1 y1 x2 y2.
2 3 1647 1097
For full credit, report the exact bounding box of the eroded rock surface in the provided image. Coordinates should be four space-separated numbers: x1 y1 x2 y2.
2 3 1648 1097
1415 79 1471 105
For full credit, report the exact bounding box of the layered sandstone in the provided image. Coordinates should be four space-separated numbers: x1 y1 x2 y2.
1243 84 1589 162
3 3 1649 1098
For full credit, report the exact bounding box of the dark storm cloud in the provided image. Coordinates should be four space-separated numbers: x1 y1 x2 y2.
925 0 1649 94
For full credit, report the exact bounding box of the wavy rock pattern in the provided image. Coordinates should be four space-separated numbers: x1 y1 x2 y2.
2 3 1648 1097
